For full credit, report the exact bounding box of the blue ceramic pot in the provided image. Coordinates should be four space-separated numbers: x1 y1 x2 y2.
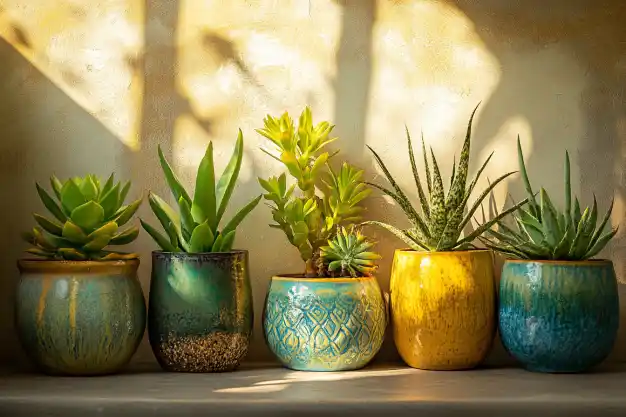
499 260 619 373
15 260 146 376
263 275 387 371
148 251 253 372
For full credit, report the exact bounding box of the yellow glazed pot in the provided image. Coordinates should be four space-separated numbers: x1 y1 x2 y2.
390 249 495 370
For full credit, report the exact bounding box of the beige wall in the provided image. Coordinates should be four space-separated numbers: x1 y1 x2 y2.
1 0 625 368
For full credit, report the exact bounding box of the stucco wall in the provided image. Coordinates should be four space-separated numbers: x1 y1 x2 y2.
1 0 625 367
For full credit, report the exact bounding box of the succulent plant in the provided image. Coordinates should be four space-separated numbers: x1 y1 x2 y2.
141 131 261 253
480 138 618 260
258 107 371 276
319 226 380 277
23 174 142 260
364 104 528 251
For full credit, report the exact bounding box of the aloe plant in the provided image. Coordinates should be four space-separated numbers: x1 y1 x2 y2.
319 226 380 278
23 174 142 260
480 138 617 260
365 104 528 251
142 131 261 253
258 107 371 276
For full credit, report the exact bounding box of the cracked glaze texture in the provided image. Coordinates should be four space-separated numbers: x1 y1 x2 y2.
263 276 386 371
499 260 619 373
390 250 496 370
15 260 146 376
148 251 253 373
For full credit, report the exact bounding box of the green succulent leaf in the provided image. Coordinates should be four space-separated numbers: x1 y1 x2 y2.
33 214 63 236
61 179 87 213
71 201 105 231
80 175 99 201
140 220 177 252
189 222 214 253
50 175 63 201
58 248 87 260
36 183 67 222
194 142 217 232
215 130 244 227
158 145 192 206
113 198 142 226
110 227 140 245
221 195 262 236
100 183 120 219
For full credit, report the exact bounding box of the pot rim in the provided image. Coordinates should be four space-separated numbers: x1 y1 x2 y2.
504 258 613 266
17 258 140 274
394 248 491 255
272 273 377 283
152 249 248 257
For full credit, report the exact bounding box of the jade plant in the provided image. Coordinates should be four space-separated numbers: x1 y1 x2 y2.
319 226 380 278
480 138 617 260
23 174 142 260
365 104 528 251
141 131 261 253
258 107 371 276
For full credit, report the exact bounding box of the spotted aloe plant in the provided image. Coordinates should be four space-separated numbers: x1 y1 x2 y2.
365 104 528 251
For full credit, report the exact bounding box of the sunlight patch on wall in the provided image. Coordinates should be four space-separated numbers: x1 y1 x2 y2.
367 0 501 194
0 0 143 150
473 116 534 213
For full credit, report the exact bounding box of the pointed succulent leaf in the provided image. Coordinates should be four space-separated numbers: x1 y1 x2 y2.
99 251 140 260
406 127 430 220
109 226 140 245
189 222 214 253
362 221 429 251
33 214 63 236
158 145 192 206
585 228 618 259
178 197 196 237
214 230 236 252
517 136 539 218
429 148 447 240
36 183 67 222
456 198 529 247
61 179 87 213
80 175 99 201
87 221 118 240
221 195 262 236
70 201 105 231
113 198 142 226
50 175 63 201
100 183 120 219
587 198 614 253
194 142 217 232
568 208 589 257
215 130 244 227
62 221 88 244
101 173 116 198
446 103 479 211
421 132 432 196
540 189 560 247
58 248 87 260
82 234 113 252
141 220 177 252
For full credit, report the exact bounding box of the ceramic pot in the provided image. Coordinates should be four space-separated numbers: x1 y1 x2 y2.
390 249 496 370
263 275 387 371
499 259 619 373
148 251 253 372
15 260 146 376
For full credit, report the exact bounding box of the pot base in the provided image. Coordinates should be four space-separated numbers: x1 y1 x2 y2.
153 332 249 373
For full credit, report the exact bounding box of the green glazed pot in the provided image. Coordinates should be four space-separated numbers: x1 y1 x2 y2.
15 260 146 376
263 275 387 371
148 251 253 372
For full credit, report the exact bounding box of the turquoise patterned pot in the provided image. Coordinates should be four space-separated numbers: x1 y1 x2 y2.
263 275 387 371
15 260 146 376
499 259 619 373
148 251 253 372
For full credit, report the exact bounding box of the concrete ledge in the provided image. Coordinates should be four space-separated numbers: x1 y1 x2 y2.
1 364 626 416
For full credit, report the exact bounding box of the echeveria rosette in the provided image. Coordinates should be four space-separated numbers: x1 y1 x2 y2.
141 130 261 253
319 226 380 278
364 103 529 251
480 137 618 260
257 107 372 277
23 174 142 260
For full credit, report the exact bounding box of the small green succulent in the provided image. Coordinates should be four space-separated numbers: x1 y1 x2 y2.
23 174 142 260
480 138 618 260
258 107 371 276
320 226 380 278
365 104 528 251
142 131 261 253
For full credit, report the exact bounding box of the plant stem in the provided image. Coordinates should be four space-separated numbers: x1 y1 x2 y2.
304 258 317 277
